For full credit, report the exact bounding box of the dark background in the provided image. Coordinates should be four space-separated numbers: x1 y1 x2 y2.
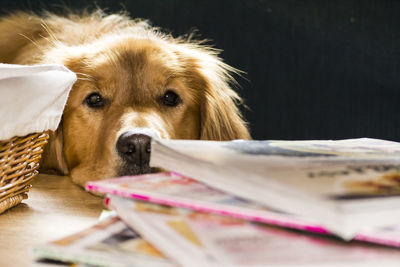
2 0 400 141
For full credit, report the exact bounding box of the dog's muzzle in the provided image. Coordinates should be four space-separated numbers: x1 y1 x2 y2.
116 131 152 176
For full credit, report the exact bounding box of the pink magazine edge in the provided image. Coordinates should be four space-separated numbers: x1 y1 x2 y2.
85 173 400 248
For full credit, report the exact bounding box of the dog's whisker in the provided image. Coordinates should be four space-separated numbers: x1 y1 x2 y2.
17 33 45 53
75 72 96 82
76 77 98 82
40 20 62 46
75 72 93 78
38 33 62 49
76 77 94 82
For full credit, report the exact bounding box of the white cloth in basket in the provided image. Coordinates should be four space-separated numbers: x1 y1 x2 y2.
0 64 76 140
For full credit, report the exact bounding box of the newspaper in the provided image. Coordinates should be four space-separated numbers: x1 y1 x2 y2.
86 172 400 248
33 215 175 267
149 138 400 238
108 195 400 267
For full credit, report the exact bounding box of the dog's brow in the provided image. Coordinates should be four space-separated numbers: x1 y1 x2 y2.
165 74 177 82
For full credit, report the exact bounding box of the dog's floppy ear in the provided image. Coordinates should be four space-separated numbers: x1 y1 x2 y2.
41 126 69 175
193 50 251 140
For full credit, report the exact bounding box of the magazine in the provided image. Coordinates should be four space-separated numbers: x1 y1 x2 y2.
108 195 400 267
149 138 400 239
33 215 175 267
86 172 400 248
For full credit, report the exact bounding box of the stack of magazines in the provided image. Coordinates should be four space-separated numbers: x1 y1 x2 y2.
34 138 400 266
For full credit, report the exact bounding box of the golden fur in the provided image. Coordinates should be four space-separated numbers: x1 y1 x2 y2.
0 10 250 187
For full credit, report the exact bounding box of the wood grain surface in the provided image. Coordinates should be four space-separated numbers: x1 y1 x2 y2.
0 174 104 266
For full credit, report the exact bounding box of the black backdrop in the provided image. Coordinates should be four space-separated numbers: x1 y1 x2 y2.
2 0 400 141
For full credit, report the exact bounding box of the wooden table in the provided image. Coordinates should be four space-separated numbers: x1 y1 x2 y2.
0 174 104 266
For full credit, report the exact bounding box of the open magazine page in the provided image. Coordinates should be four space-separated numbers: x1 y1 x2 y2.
108 196 400 267
33 215 175 267
107 196 219 267
150 138 400 238
86 172 400 248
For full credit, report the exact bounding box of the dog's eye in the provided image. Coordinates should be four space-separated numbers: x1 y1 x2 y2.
85 93 105 108
161 90 182 107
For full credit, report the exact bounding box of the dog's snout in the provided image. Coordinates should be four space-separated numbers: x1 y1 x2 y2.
116 132 152 174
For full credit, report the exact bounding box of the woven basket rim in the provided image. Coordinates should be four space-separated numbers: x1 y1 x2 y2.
0 132 49 214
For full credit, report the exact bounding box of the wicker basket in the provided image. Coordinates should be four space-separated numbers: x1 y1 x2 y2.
0 132 49 214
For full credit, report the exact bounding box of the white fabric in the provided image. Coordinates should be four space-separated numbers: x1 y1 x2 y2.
0 64 77 140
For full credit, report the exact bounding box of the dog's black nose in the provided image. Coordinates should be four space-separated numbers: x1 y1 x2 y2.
116 132 152 174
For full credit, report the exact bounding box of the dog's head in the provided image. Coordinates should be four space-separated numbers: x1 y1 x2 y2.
40 13 250 186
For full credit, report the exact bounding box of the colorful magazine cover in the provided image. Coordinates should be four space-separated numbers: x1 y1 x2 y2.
86 172 400 248
108 195 400 267
148 138 400 238
33 215 175 267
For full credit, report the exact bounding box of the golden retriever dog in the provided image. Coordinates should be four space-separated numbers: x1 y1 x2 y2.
0 10 250 187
